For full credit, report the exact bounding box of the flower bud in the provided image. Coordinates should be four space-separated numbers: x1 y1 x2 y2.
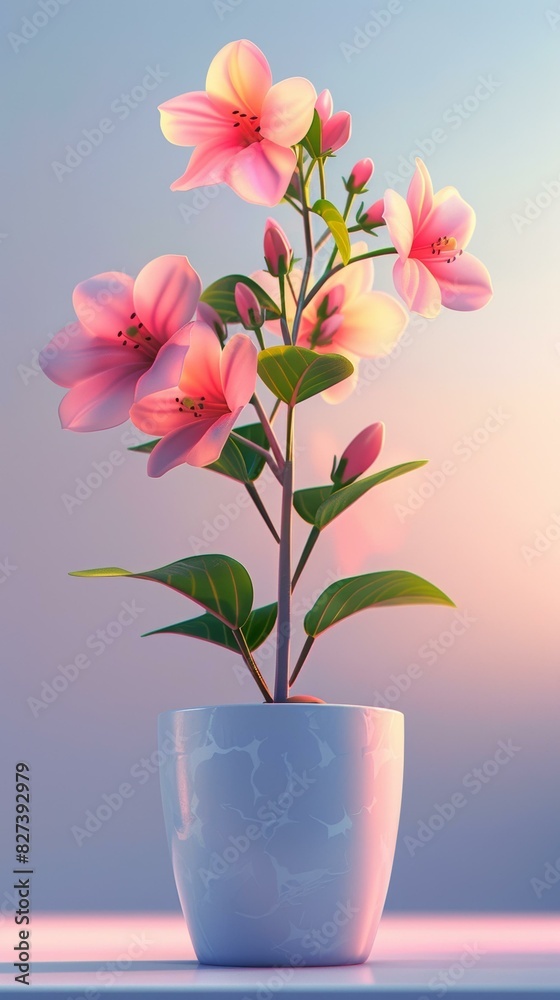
263 218 293 277
196 302 226 343
345 158 374 195
322 111 351 153
359 198 385 229
234 282 263 329
333 422 385 485
315 89 334 123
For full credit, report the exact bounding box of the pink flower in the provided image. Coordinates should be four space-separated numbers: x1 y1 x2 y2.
159 39 317 206
253 241 408 402
334 422 385 485
235 282 263 329
346 158 374 194
130 324 257 476
315 89 351 153
40 255 202 432
263 217 293 276
383 158 493 318
359 198 385 229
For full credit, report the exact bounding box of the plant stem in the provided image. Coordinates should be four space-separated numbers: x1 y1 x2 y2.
278 273 292 345
269 398 281 423
291 148 314 345
318 157 326 199
291 527 320 591
289 635 315 687
252 325 265 351
251 394 285 469
282 194 303 215
231 432 282 482
303 247 398 311
245 484 280 543
233 628 273 702
274 405 294 702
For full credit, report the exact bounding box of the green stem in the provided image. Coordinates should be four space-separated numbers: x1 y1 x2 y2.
252 326 265 350
278 273 292 345
282 194 303 215
274 405 294 702
233 628 273 702
318 158 326 199
251 394 285 469
289 635 315 688
303 247 398 311
291 148 314 345
245 483 280 543
291 527 320 591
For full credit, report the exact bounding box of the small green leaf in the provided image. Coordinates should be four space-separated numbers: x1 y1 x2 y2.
301 110 323 159
207 437 250 483
293 485 333 524
200 275 280 323
145 603 277 653
304 571 455 637
128 439 159 454
71 554 254 629
230 423 270 481
258 346 353 406
311 199 351 266
314 461 428 530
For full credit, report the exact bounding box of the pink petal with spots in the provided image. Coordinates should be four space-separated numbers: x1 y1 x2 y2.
206 39 272 116
159 91 231 146
39 321 139 388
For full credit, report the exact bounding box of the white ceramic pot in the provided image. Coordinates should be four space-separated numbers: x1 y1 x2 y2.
158 703 403 967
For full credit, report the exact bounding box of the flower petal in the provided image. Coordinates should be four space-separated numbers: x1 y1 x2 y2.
320 349 359 404
146 410 240 476
169 136 238 191
315 89 333 123
72 272 135 340
159 91 231 146
220 333 257 411
335 291 408 357
184 409 241 467
130 385 188 436
425 251 493 311
59 364 144 432
133 255 201 343
134 323 193 401
225 140 296 206
383 189 414 259
39 321 135 388
318 241 372 304
407 158 433 231
260 77 317 147
179 322 223 402
206 39 272 116
416 187 476 251
393 258 441 318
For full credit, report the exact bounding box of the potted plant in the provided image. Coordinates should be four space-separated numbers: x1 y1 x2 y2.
40 39 492 967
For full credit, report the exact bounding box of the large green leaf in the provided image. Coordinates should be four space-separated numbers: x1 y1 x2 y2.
144 603 277 653
258 346 353 406
293 485 333 524
130 425 270 484
71 555 253 629
304 571 455 637
312 199 351 265
314 461 428 530
200 274 280 323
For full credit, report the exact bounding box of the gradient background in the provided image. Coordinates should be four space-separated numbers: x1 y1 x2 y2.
1 0 559 918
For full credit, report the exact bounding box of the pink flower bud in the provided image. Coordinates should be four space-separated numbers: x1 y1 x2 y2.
315 89 334 124
346 158 374 194
335 422 385 485
360 198 385 229
263 218 293 277
321 111 351 153
234 282 263 329
196 302 226 343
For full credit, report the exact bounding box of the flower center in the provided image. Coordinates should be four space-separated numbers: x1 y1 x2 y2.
308 285 345 348
413 236 463 264
230 109 262 144
116 313 160 357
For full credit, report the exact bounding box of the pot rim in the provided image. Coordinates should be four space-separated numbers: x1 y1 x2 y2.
159 703 403 720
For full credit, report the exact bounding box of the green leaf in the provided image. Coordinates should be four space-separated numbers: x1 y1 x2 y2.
293 485 333 524
230 423 270 481
258 346 353 406
301 110 322 159
70 554 253 629
128 439 159 453
311 199 351 266
144 603 277 653
314 461 428 530
207 437 250 483
200 274 280 323
304 571 455 637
